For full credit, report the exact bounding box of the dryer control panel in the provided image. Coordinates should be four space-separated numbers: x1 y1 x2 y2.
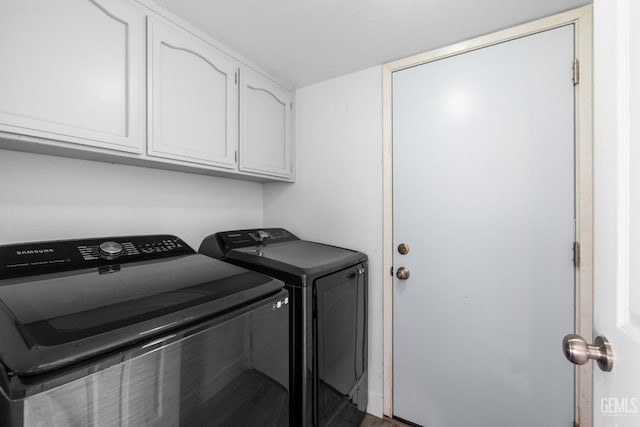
199 228 298 258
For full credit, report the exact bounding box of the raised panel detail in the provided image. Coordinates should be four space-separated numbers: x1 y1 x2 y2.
620 0 640 340
239 68 292 178
246 87 287 169
148 17 237 169
0 0 145 152
159 44 228 159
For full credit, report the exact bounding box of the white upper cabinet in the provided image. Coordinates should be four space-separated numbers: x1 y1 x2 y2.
0 0 145 152
239 68 293 179
0 1 294 181
147 16 238 169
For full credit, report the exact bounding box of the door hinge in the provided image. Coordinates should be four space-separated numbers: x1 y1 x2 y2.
389 266 394 277
234 150 237 163
573 241 581 268
235 71 238 85
572 59 580 86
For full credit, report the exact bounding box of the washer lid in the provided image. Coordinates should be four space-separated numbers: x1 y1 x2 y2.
228 240 367 280
0 236 283 375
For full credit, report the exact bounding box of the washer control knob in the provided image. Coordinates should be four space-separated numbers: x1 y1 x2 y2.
99 241 123 258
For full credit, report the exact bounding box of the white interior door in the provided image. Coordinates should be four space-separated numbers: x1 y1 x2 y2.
593 1 640 426
392 26 576 426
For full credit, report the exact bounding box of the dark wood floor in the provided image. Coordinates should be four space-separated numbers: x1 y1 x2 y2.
360 414 412 427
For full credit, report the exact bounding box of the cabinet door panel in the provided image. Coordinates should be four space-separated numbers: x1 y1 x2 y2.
148 17 237 168
239 69 292 178
0 0 145 152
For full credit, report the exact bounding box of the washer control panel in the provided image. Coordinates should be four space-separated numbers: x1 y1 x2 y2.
0 235 194 279
77 237 187 261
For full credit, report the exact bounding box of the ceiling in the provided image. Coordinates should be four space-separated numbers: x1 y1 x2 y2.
152 0 591 88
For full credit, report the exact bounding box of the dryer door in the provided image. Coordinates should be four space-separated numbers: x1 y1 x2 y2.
314 263 367 426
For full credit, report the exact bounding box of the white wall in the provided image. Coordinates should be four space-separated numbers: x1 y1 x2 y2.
263 66 384 416
0 149 263 248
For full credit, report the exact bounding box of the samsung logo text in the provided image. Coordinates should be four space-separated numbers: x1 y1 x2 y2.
16 249 54 256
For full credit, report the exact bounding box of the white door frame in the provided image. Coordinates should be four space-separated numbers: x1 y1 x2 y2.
382 5 594 425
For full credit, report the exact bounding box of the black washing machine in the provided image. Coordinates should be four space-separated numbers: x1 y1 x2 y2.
0 235 289 426
199 228 368 426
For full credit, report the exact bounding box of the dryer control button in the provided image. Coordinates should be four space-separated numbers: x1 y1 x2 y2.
256 230 270 242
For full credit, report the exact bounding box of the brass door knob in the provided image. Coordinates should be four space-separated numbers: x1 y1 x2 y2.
397 243 410 255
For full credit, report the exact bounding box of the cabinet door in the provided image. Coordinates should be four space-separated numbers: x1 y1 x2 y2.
0 0 145 152
148 17 237 169
239 69 292 178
